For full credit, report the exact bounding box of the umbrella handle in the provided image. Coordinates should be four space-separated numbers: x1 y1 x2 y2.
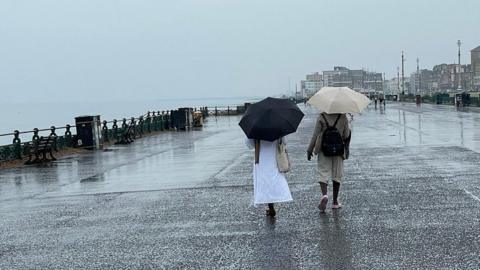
255 139 260 164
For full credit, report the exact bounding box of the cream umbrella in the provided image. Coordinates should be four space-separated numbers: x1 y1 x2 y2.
307 87 371 113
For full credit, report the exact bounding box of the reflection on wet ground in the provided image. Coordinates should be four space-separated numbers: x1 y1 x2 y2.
0 116 245 200
1 102 480 269
3 102 480 202
352 102 480 151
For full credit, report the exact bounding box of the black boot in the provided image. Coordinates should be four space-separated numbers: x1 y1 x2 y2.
266 203 276 217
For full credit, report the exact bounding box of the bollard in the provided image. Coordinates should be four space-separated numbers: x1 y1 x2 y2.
415 95 421 106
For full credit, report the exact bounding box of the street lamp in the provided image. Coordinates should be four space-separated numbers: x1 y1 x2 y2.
457 40 462 91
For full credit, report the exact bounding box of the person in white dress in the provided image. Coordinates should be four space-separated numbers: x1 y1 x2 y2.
246 138 293 217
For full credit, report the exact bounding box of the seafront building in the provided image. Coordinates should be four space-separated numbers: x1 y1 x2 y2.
322 66 383 93
382 44 480 96
300 72 323 97
300 67 384 98
302 44 480 98
384 77 400 95
472 46 480 90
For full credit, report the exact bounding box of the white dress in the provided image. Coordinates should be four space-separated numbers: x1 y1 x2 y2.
246 138 293 206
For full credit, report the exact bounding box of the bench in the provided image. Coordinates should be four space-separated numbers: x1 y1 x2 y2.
25 135 57 164
115 122 135 145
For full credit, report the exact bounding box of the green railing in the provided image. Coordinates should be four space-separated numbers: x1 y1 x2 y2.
0 126 67 164
101 111 172 144
0 110 174 164
0 105 247 164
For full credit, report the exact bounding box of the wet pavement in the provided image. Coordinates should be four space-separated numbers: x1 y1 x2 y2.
1 102 480 269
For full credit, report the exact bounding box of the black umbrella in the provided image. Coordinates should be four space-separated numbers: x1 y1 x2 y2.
239 97 304 141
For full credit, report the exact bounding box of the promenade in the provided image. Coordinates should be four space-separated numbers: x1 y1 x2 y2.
1 102 480 269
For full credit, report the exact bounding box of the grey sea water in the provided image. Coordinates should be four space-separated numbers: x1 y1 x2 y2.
0 97 261 145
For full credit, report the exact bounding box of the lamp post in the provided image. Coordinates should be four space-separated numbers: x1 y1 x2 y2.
457 40 462 91
401 51 405 96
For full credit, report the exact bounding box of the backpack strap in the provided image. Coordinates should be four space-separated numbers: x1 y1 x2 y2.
332 114 341 128
321 114 330 128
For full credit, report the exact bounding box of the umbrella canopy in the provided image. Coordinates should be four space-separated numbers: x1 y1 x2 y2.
239 97 304 141
307 87 371 113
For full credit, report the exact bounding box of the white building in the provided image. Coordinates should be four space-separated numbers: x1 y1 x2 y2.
385 78 401 95
300 72 323 98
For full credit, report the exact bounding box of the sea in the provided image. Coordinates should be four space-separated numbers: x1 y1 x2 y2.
0 96 262 145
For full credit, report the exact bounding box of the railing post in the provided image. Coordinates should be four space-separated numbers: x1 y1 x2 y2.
112 119 119 143
227 106 230 115
130 117 136 139
65 125 72 147
151 111 156 131
121 118 127 138
13 130 21 160
32 128 40 144
138 116 144 137
102 120 109 143
160 111 165 130
146 112 152 133
50 126 58 151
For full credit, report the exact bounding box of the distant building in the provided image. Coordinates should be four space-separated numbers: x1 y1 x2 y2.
472 45 480 90
419 69 435 95
432 64 456 91
431 63 472 92
300 72 323 97
408 69 435 95
409 72 418 95
461 64 473 90
322 66 383 93
385 78 400 95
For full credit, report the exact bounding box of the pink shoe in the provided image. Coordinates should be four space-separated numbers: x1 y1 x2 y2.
332 203 342 209
318 195 328 213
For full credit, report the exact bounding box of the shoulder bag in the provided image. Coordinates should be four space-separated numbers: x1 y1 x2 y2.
276 138 291 173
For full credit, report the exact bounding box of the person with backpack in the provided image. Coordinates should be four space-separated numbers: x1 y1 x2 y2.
307 112 351 213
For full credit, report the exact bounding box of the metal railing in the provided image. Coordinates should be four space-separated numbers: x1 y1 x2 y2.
0 110 178 164
0 104 249 164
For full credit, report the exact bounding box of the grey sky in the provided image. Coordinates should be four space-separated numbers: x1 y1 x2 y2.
0 0 479 102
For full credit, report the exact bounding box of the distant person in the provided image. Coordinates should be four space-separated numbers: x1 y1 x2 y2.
246 138 293 217
307 112 351 213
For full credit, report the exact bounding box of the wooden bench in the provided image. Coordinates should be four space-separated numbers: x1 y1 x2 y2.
25 135 57 164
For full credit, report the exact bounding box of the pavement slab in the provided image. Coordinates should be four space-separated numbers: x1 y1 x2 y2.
1 102 479 269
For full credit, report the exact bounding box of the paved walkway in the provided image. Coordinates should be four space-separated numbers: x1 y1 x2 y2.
1 102 479 269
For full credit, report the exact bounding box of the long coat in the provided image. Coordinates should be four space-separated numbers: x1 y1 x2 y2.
307 113 351 180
